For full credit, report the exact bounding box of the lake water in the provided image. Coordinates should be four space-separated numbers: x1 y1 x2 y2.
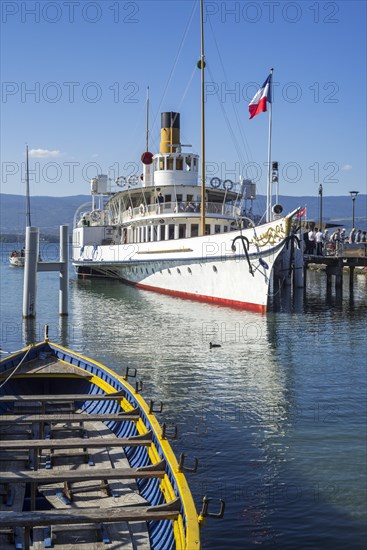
1 242 366 549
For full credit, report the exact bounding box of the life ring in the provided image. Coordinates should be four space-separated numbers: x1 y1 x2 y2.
223 179 233 191
128 206 133 218
128 175 139 186
139 203 146 216
210 177 221 188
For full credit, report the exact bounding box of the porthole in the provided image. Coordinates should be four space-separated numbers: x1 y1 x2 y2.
213 265 218 273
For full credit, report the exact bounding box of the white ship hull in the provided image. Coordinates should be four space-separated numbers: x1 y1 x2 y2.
73 218 290 313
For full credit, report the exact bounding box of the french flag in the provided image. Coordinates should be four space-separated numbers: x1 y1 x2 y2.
249 74 272 119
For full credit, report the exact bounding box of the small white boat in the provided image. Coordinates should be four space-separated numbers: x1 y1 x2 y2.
9 145 31 268
9 251 25 267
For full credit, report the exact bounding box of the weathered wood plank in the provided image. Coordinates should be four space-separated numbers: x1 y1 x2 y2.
0 410 139 423
0 391 126 403
0 461 165 484
0 498 180 527
0 432 151 450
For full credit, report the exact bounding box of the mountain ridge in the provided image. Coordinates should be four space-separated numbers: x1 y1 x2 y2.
1 193 366 235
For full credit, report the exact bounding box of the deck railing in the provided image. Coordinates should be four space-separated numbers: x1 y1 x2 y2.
117 201 241 224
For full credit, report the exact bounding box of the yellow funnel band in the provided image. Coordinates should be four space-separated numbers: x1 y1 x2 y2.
160 127 180 154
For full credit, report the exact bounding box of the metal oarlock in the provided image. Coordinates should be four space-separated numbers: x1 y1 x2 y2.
161 423 178 440
124 366 137 379
149 400 163 414
198 496 225 526
178 453 198 473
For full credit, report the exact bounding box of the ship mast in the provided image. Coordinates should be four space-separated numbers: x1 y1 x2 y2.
25 145 31 227
200 0 206 236
145 86 149 152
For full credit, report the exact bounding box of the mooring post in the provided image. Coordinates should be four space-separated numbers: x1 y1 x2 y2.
22 227 39 318
349 266 355 290
59 225 69 316
294 241 304 288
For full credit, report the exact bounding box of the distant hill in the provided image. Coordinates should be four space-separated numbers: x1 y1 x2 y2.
0 193 366 236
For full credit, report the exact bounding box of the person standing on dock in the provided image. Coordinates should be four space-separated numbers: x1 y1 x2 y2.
315 228 324 256
349 228 356 243
308 227 316 255
332 228 342 256
356 229 362 243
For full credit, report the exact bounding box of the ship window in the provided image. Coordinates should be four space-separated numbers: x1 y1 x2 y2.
187 267 192 274
187 194 193 202
159 157 165 170
168 269 171 275
168 224 175 240
224 226 228 232
176 194 183 202
167 157 174 170
165 194 171 204
205 224 211 235
193 158 197 170
213 265 218 273
215 225 221 234
191 224 199 237
177 268 181 275
185 156 191 171
179 224 186 238
176 157 183 170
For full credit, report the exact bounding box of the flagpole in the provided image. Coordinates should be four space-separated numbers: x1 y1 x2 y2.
200 0 206 237
266 68 273 223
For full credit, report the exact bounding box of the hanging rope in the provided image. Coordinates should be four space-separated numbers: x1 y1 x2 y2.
0 345 32 389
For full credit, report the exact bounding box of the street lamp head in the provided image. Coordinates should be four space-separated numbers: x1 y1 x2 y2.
349 191 359 198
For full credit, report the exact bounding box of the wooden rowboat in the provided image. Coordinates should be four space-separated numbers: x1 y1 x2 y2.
0 333 214 549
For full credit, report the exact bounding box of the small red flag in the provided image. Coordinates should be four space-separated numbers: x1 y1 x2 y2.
296 207 306 218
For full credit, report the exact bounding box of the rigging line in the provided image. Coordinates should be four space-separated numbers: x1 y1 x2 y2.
207 18 266 203
150 0 198 136
0 346 32 389
177 65 197 112
207 64 245 169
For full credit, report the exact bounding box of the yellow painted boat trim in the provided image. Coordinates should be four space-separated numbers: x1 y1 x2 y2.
4 341 201 549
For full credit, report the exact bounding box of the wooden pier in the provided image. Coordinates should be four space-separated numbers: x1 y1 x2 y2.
304 249 367 292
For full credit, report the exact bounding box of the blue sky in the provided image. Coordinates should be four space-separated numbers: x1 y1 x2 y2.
1 0 366 200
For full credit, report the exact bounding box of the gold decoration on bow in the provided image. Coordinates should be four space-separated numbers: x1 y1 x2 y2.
249 224 286 248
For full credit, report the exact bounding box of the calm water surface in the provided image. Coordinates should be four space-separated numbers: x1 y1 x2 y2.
1 243 366 549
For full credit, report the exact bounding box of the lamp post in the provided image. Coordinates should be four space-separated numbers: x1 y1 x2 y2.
349 191 359 228
318 184 323 229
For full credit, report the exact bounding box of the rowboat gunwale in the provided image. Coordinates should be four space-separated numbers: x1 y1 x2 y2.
0 339 201 550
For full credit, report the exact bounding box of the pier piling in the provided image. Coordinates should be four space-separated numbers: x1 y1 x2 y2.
22 225 69 318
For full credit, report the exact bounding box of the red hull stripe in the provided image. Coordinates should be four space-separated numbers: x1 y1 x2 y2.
134 282 266 314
